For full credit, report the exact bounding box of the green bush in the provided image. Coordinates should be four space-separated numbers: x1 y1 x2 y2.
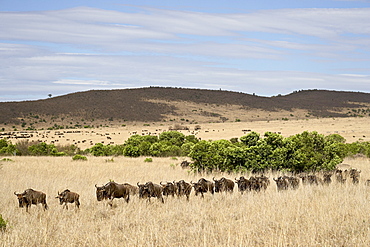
87 143 124 156
0 139 17 155
189 131 347 173
1 158 13 162
72 154 87 161
123 145 141 157
0 214 7 231
144 157 153 162
28 142 57 156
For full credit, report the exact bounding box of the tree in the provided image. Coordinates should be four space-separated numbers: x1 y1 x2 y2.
240 131 260 147
158 131 185 147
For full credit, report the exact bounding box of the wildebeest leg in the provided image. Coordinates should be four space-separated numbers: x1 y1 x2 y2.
125 194 130 203
75 200 80 209
43 201 48 210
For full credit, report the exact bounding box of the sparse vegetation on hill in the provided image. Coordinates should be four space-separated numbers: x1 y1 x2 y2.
0 88 370 130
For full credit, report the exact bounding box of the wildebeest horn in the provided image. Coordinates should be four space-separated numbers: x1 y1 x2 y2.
95 184 98 188
14 191 17 195
137 182 140 186
160 181 164 185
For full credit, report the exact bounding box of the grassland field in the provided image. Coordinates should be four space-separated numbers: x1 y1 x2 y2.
1 117 370 246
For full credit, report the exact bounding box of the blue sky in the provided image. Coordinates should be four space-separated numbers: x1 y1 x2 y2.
1 0 370 101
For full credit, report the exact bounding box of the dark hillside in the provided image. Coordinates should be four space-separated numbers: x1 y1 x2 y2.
0 87 370 124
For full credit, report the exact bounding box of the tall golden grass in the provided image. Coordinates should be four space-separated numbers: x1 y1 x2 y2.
1 156 370 246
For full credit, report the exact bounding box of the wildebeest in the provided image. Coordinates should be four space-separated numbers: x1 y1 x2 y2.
349 168 361 184
55 189 80 209
284 176 300 189
323 172 333 185
180 160 191 169
124 183 139 196
249 176 269 192
137 182 150 199
143 181 164 203
213 177 235 193
299 174 323 186
191 178 214 198
14 188 48 212
273 177 289 191
335 169 347 184
95 181 130 206
235 176 252 194
160 181 176 197
174 180 192 201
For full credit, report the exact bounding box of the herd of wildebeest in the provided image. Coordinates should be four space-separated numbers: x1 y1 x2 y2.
13 167 366 212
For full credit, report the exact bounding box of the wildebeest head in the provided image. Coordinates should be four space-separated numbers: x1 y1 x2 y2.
137 182 149 199
273 177 289 191
14 191 27 208
213 177 222 192
55 189 72 205
191 181 204 196
95 184 107 201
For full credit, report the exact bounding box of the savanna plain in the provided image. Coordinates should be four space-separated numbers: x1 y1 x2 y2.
2 118 370 246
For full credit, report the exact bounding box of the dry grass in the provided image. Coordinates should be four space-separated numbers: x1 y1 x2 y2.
9 116 370 150
1 156 370 246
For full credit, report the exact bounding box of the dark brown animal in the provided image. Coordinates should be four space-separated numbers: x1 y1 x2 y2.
95 184 109 201
124 183 139 195
143 181 164 203
349 169 361 184
137 182 150 199
191 178 214 198
56 189 80 209
249 176 269 192
180 160 191 169
335 170 347 184
95 181 130 206
273 177 289 191
14 189 48 212
235 176 252 194
176 180 192 201
213 177 234 193
323 172 333 185
284 176 300 189
160 181 176 197
299 174 323 185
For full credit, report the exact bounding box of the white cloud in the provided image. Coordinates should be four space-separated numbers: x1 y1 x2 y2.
1 6 370 101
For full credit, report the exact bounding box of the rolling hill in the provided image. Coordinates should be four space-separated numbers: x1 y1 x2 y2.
1 87 370 128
